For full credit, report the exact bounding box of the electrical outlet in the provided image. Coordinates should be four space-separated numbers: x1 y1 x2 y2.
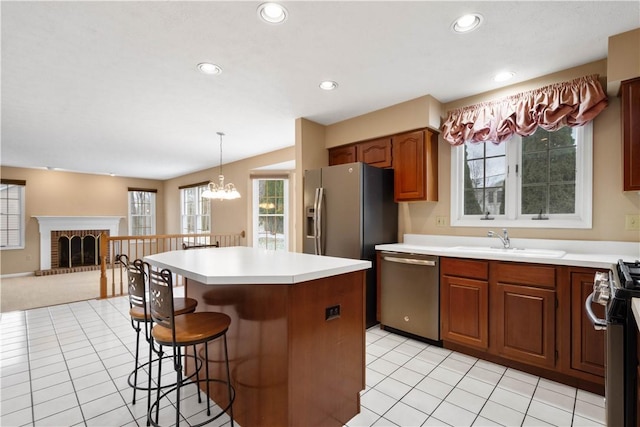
626 214 640 230
325 305 340 321
436 216 447 227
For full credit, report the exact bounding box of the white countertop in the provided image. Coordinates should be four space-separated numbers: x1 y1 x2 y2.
144 246 371 285
376 234 639 269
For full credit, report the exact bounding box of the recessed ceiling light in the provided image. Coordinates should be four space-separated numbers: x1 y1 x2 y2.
494 71 515 82
197 63 222 75
451 13 483 33
257 3 288 24
319 80 338 91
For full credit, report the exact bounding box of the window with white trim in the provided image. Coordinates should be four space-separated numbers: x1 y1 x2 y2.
0 180 26 249
128 189 156 236
451 123 592 228
180 184 211 239
252 178 288 251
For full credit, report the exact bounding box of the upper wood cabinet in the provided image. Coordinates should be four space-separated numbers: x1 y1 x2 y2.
328 128 438 202
622 77 640 191
328 145 356 166
328 138 391 168
392 129 438 202
358 138 392 168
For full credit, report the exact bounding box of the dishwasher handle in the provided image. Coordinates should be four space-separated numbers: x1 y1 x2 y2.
382 256 436 267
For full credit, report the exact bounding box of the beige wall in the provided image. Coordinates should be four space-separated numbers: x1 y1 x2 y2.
296 59 639 244
1 146 295 275
163 146 295 247
400 59 640 242
607 28 640 95
0 166 163 275
325 95 442 148
294 118 328 251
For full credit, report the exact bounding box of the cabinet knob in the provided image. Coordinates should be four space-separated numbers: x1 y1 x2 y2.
404 316 410 322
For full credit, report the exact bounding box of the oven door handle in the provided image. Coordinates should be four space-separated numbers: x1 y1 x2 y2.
585 292 607 331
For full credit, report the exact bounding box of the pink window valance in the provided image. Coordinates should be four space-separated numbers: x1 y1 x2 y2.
441 74 608 146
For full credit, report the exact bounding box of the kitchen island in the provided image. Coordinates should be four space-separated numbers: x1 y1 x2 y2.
144 247 371 427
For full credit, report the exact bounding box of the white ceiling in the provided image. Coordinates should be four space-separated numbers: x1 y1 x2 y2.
2 1 639 180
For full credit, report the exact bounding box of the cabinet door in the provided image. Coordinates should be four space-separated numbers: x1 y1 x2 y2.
571 272 605 377
328 145 356 166
441 275 489 350
357 138 392 168
493 283 556 368
622 78 640 191
392 130 438 202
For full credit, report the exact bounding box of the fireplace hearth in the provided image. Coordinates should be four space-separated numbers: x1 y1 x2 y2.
34 216 121 275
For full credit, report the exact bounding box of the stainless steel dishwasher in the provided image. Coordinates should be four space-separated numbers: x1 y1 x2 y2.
380 251 440 342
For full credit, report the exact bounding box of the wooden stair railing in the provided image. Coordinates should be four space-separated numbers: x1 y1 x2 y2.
99 231 245 298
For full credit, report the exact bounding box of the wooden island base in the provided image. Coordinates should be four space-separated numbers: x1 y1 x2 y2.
185 270 366 427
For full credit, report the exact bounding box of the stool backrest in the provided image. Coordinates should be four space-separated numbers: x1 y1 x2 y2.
127 259 148 310
148 267 176 333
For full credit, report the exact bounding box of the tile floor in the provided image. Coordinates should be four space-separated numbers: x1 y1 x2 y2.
0 294 606 427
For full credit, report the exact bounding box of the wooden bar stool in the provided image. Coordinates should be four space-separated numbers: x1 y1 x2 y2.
148 266 235 427
118 255 198 424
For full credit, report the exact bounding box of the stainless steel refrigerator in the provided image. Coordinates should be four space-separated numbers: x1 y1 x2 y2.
303 162 398 328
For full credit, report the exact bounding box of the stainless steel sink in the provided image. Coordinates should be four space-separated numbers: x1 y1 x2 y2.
449 246 566 258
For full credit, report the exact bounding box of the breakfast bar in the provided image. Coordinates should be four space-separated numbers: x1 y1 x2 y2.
144 247 371 427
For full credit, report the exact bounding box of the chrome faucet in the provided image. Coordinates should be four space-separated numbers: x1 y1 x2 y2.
488 228 511 249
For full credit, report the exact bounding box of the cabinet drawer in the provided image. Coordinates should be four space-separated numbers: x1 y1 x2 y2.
494 262 556 289
441 257 488 280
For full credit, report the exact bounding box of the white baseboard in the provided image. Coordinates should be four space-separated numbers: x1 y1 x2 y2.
1 272 35 279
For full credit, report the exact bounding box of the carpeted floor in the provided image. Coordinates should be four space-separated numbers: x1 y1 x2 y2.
0 270 101 312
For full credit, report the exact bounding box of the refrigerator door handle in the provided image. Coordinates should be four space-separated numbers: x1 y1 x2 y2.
316 187 324 255
313 188 320 255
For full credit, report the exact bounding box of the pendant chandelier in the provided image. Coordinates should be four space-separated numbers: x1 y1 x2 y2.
201 132 241 200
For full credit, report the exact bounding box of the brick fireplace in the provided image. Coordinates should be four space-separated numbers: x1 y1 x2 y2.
34 216 121 274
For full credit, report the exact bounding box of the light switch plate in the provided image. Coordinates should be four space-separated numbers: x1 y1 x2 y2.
625 214 640 230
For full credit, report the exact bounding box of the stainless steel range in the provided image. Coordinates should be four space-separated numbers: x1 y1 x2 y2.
586 260 640 427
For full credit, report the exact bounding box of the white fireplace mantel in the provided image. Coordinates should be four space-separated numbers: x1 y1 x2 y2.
34 216 121 270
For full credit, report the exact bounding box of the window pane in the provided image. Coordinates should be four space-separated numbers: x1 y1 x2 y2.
463 142 505 216
549 183 575 213
0 184 24 248
549 147 576 182
521 126 576 215
521 184 548 215
522 151 548 184
485 141 506 157
253 178 287 251
181 185 210 235
485 157 506 187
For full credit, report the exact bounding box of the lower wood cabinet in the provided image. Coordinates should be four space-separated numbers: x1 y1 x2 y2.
492 262 557 369
570 270 605 377
493 283 556 368
440 258 489 350
440 258 604 393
